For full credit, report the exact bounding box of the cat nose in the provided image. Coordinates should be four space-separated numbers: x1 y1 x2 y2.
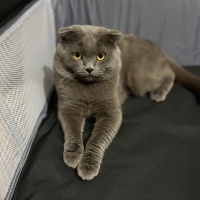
85 67 94 73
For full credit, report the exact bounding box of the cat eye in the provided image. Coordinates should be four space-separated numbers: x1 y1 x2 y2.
72 52 83 60
96 53 106 61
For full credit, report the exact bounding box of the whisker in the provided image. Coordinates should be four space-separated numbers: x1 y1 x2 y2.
102 74 113 82
59 74 74 85
59 77 66 84
75 72 86 76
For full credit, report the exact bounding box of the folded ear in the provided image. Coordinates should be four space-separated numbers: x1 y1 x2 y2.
107 29 122 43
57 27 78 43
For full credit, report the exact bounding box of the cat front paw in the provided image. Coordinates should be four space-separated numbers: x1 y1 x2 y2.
77 159 101 180
63 143 84 169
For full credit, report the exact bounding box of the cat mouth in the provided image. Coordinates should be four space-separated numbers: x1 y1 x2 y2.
74 73 103 82
74 71 102 80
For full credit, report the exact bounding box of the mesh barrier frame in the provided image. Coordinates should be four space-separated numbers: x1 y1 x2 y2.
0 0 56 199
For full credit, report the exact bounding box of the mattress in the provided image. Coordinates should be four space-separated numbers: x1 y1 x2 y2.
0 0 200 199
12 67 200 200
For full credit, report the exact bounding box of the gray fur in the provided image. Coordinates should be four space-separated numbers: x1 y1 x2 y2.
54 25 200 180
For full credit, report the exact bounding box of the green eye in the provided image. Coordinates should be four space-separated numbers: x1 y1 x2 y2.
72 52 83 60
96 53 106 61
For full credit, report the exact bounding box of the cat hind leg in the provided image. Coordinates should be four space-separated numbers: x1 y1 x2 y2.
150 74 175 102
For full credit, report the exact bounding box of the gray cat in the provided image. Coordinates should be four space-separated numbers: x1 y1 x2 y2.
53 25 200 180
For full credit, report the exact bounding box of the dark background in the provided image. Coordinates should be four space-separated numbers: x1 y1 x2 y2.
0 0 32 29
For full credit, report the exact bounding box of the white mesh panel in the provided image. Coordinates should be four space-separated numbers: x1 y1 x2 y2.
0 0 56 199
0 115 22 200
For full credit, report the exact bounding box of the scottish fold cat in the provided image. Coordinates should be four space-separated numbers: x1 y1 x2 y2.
53 25 200 180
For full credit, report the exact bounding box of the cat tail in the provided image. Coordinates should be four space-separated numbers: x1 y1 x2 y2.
168 58 200 96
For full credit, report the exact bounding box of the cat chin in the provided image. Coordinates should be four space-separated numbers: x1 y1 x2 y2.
83 77 96 82
75 76 99 83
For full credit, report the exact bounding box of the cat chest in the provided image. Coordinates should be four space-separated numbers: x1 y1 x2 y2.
62 83 114 101
62 98 112 118
58 83 117 117
60 90 116 117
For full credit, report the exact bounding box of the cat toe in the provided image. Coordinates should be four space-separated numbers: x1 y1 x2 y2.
63 144 84 169
77 160 100 180
150 91 167 102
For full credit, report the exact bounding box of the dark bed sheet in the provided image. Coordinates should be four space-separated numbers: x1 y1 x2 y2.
12 67 200 200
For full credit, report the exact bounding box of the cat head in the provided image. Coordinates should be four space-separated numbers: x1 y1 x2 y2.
54 25 122 83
